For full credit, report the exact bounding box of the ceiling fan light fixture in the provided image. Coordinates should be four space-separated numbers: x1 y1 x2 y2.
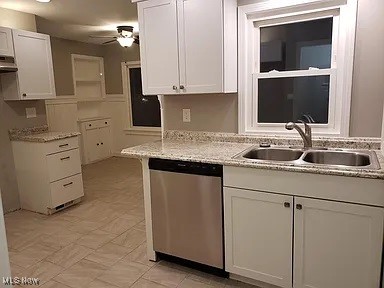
117 37 134 48
121 30 133 38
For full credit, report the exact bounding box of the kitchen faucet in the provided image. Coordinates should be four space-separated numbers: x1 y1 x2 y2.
285 121 313 149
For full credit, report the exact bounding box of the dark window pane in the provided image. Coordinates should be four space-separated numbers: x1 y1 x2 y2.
260 18 333 72
129 68 161 127
258 76 330 124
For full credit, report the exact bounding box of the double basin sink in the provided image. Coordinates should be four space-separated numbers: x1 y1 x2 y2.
235 146 380 170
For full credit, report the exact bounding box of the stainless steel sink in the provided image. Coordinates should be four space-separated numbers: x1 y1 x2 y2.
235 146 380 170
242 148 303 161
303 151 372 167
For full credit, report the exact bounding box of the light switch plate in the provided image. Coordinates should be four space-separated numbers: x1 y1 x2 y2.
183 109 191 123
26 107 37 118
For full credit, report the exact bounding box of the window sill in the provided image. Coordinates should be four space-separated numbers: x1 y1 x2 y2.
124 128 162 137
242 128 345 137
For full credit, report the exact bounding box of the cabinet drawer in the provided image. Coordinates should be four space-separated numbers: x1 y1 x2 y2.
47 149 81 182
44 137 79 155
85 119 110 130
50 174 84 208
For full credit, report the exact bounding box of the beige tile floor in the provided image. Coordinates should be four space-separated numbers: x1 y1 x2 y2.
4 157 257 288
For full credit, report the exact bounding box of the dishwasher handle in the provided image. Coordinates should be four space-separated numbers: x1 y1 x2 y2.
149 158 222 177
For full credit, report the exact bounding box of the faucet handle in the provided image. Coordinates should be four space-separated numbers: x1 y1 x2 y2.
285 122 295 130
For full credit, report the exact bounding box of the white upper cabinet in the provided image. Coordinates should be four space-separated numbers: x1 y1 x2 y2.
13 30 56 100
138 0 180 95
1 29 56 100
294 197 384 288
178 0 223 94
0 27 14 57
137 0 237 95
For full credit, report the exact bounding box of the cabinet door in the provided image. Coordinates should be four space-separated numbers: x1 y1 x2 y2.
138 0 180 95
294 197 384 288
224 187 293 288
12 29 56 100
85 128 100 163
98 127 111 159
177 0 223 94
0 27 14 57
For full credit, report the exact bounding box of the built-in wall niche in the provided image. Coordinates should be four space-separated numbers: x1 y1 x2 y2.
71 54 106 102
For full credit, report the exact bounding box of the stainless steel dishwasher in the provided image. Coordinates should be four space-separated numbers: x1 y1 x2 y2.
149 158 224 270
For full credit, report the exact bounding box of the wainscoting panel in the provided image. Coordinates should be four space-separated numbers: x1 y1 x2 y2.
46 96 78 132
104 96 161 154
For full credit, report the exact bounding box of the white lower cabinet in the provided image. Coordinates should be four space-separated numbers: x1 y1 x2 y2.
11 136 84 215
294 197 384 288
85 128 102 163
224 187 293 288
224 187 384 288
78 117 112 164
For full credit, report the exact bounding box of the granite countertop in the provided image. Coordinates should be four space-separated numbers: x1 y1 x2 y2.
9 125 81 143
121 131 384 180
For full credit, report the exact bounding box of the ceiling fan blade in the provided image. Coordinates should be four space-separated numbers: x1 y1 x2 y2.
103 39 117 44
89 35 117 39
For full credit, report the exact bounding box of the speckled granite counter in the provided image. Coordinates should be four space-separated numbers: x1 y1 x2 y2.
9 125 80 143
121 131 384 180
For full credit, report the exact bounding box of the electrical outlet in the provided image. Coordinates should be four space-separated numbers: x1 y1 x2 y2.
26 107 37 118
183 109 191 123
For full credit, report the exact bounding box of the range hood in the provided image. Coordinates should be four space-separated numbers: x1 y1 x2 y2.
0 56 17 73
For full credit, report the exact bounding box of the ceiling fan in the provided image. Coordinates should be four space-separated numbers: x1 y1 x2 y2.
89 26 139 47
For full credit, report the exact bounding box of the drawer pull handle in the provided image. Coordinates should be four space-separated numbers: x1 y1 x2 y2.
60 156 70 161
97 143 99 146
63 182 73 187
89 124 92 127
59 144 69 148
296 204 303 210
101 142 104 145
284 202 290 208
105 122 108 124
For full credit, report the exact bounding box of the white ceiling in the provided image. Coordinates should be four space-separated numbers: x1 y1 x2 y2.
0 0 139 44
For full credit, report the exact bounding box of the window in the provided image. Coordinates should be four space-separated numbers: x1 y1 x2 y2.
123 61 161 134
238 0 358 136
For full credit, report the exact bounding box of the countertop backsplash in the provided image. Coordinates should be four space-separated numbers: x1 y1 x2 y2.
163 130 382 150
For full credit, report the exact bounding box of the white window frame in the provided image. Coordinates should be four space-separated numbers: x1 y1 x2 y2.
238 0 358 137
122 61 161 135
